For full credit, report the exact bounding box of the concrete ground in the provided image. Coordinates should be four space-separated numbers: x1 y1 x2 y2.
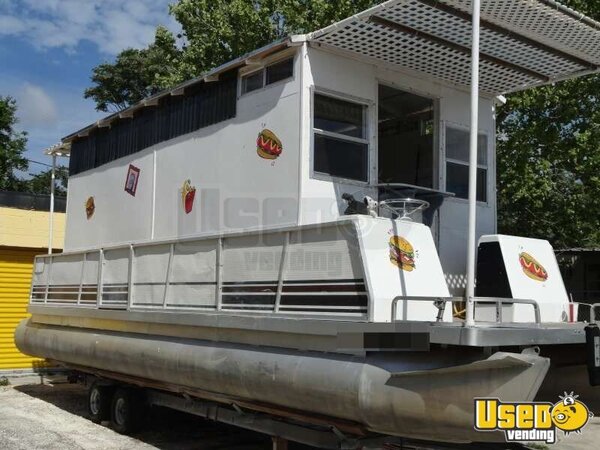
0 375 271 450
0 375 598 450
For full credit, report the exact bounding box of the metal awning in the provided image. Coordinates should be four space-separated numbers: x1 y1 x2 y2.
308 0 600 96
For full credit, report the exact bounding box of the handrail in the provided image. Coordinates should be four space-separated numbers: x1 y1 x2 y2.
391 296 459 322
391 296 542 324
471 297 541 324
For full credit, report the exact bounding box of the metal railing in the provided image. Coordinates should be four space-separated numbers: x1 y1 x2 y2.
29 227 369 319
391 296 542 324
391 296 459 323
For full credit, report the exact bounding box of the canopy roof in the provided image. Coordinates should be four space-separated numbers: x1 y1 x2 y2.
307 0 600 96
63 0 600 142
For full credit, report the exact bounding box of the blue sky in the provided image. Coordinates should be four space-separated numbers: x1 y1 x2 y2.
0 0 177 173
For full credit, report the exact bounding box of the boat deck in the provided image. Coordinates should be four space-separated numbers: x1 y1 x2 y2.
28 304 587 355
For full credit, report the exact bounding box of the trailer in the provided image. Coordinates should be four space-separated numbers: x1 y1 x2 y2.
70 365 530 450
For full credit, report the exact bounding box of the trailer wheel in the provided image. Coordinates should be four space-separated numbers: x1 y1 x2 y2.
88 383 112 423
110 388 141 434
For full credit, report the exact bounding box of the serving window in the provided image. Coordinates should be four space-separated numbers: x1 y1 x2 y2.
445 126 488 202
313 93 369 182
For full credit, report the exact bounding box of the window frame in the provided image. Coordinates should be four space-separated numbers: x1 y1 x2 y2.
239 53 295 97
443 123 490 204
310 89 372 185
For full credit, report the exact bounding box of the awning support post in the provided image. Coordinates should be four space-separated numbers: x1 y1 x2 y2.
48 153 56 255
465 0 481 327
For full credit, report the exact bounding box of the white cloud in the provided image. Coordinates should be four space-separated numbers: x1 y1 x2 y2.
0 0 176 55
17 83 59 128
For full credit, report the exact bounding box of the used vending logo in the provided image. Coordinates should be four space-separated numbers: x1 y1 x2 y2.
474 393 593 444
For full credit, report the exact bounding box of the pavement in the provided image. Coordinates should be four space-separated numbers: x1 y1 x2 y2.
0 375 598 450
0 375 271 450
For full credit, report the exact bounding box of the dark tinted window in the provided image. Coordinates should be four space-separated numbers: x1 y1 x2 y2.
314 94 365 139
446 127 487 165
446 163 487 202
314 134 368 182
266 58 293 85
242 71 263 94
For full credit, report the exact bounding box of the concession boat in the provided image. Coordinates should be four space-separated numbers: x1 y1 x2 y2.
16 0 600 446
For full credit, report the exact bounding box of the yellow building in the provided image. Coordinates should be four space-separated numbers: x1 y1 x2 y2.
0 192 65 372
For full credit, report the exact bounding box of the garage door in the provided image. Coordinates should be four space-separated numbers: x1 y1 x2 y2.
0 248 45 371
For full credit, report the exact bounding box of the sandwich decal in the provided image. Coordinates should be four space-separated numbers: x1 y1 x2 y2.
257 129 283 160
389 236 415 272
85 196 95 220
181 179 196 214
519 252 548 282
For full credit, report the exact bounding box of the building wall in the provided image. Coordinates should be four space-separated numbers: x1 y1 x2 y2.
0 207 64 371
0 206 65 250
0 248 46 371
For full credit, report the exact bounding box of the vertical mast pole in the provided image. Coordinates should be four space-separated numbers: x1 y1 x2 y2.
465 0 481 327
48 153 56 255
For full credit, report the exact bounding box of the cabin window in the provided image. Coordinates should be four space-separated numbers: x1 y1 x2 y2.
241 58 294 95
242 71 263 94
378 85 435 188
266 59 294 84
445 126 488 202
313 94 369 182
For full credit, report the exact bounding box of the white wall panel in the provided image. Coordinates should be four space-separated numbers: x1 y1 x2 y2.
64 150 154 250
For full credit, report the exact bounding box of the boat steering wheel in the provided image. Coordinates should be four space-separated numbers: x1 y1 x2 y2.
379 198 430 221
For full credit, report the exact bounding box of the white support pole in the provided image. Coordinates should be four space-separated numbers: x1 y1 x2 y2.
465 0 481 327
48 153 56 255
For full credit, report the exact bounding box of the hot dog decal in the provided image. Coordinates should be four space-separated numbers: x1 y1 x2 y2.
519 252 548 282
389 236 415 272
257 129 283 160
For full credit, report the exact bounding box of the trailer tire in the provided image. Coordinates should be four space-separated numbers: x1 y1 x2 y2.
110 388 142 434
88 383 112 424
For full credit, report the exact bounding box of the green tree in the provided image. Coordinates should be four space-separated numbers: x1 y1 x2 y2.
85 1 378 110
84 26 181 112
0 96 28 191
25 166 69 196
497 0 600 248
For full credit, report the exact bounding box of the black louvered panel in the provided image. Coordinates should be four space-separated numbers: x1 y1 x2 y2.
69 73 238 176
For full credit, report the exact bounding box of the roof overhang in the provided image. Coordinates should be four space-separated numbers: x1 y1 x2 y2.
62 37 302 143
307 0 600 96
44 142 71 157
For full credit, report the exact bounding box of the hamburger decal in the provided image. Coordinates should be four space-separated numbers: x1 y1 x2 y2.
256 129 283 160
85 196 95 220
389 236 416 272
181 180 196 214
519 252 548 282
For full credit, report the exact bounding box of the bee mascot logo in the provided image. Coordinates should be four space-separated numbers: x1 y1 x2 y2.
475 392 593 444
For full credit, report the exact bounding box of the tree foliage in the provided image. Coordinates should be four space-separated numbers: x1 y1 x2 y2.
0 96 28 191
25 166 69 196
84 26 181 112
85 1 377 111
497 0 600 248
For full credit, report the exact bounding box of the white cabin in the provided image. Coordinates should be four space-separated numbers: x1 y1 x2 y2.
64 40 497 296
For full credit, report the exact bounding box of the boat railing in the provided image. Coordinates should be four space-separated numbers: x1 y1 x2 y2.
390 296 458 323
391 296 542 324
29 224 370 319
